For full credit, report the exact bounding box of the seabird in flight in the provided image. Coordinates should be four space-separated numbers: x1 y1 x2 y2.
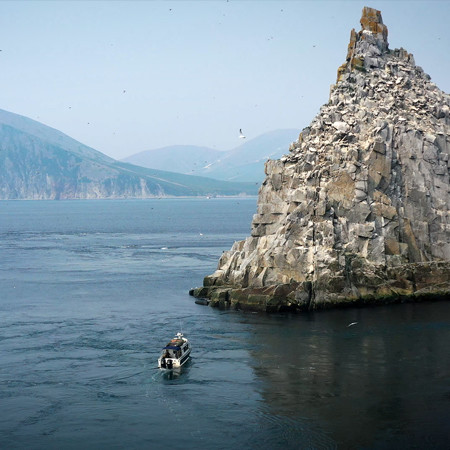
239 129 246 139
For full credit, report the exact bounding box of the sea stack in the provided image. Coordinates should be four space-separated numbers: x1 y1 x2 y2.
191 7 450 312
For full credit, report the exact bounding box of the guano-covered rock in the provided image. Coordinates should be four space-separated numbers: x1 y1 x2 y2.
191 7 450 312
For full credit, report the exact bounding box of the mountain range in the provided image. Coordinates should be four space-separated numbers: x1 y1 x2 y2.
122 129 299 182
0 109 267 199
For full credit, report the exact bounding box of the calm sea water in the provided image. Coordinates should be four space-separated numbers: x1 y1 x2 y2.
1 198 449 449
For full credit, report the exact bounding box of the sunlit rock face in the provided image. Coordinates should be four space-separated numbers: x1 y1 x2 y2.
191 7 450 312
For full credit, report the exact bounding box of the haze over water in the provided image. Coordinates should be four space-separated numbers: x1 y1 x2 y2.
1 199 449 449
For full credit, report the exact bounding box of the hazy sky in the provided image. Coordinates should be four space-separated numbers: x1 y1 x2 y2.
1 1 449 159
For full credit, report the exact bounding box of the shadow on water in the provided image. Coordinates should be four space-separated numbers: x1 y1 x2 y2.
161 369 182 382
241 302 450 449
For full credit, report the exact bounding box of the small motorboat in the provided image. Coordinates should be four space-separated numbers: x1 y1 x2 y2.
158 332 191 369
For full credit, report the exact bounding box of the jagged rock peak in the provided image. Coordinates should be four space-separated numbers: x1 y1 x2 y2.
190 7 450 312
337 7 413 82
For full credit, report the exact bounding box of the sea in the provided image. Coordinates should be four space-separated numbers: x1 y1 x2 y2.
0 198 449 450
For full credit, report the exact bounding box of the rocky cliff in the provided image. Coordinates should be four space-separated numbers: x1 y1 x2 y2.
191 7 450 312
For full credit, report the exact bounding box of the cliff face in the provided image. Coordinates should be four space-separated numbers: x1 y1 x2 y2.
0 124 158 199
191 7 450 311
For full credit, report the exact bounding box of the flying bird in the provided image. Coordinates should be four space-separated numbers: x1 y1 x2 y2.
347 322 358 327
239 129 246 139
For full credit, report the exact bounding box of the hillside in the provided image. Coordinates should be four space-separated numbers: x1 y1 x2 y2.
122 145 224 175
201 129 300 181
122 129 300 182
0 109 258 199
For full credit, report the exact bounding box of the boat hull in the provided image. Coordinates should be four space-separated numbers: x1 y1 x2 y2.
158 348 191 369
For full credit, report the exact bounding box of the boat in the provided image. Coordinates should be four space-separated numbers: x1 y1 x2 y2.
158 332 191 369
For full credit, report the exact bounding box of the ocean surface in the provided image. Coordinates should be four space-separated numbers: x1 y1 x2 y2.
1 198 449 450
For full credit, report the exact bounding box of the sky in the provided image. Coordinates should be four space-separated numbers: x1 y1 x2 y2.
0 0 449 160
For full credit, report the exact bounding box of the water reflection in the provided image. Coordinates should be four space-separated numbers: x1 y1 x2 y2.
161 368 183 381
244 302 450 449
160 359 193 382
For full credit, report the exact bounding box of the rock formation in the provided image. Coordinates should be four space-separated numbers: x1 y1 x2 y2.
191 7 450 311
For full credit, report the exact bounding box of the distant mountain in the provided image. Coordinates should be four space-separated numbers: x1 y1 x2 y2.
121 129 300 182
0 109 258 199
122 145 225 175
0 109 114 165
200 129 300 182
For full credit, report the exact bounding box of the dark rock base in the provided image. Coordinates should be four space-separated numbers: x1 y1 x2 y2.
189 261 450 313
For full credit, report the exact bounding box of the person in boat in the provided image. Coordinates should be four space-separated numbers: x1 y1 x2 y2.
164 350 170 359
